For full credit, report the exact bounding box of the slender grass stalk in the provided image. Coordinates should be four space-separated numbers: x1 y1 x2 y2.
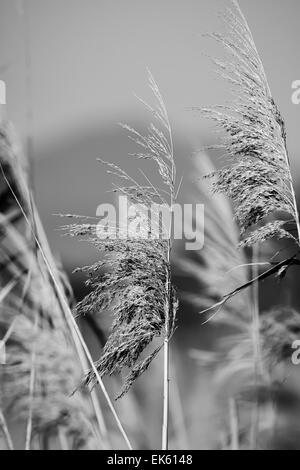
0 163 132 450
1 127 109 447
31 209 110 448
58 427 69 451
63 70 177 450
170 356 189 450
162 333 170 450
0 281 18 305
58 298 133 450
0 410 14 450
162 110 175 451
250 245 262 450
31 224 133 449
162 227 172 450
0 312 17 366
25 349 36 450
229 398 239 450
25 312 38 451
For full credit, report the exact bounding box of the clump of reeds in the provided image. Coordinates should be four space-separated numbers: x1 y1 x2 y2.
188 0 300 450
0 122 120 450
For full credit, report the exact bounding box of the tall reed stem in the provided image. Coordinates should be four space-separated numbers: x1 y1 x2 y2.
0 410 14 450
162 335 170 449
162 120 175 450
25 312 38 450
229 398 239 450
170 355 189 449
162 238 172 450
250 245 262 449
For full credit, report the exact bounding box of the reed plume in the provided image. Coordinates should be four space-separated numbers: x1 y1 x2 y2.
188 0 300 448
64 70 178 449
198 0 300 251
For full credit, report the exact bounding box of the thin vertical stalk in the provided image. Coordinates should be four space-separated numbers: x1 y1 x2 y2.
162 332 170 449
162 231 172 450
25 312 38 450
170 356 189 449
229 398 239 451
32 208 109 448
17 4 112 449
0 166 132 450
58 427 69 451
162 112 175 450
0 410 14 450
250 245 262 450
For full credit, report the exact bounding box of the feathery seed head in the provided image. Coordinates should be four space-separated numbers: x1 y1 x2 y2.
201 1 300 248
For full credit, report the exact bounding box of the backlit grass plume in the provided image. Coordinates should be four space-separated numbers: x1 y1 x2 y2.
189 1 300 448
64 70 178 448
71 236 177 400
199 0 300 250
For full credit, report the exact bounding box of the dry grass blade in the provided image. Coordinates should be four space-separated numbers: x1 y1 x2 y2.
199 255 300 317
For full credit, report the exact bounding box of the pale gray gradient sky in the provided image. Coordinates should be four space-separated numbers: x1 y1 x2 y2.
0 0 299 152
0 0 300 264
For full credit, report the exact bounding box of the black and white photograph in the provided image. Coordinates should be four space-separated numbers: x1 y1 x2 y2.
0 0 300 455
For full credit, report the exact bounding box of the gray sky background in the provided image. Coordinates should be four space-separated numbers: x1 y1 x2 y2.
0 0 300 265
1 0 300 150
